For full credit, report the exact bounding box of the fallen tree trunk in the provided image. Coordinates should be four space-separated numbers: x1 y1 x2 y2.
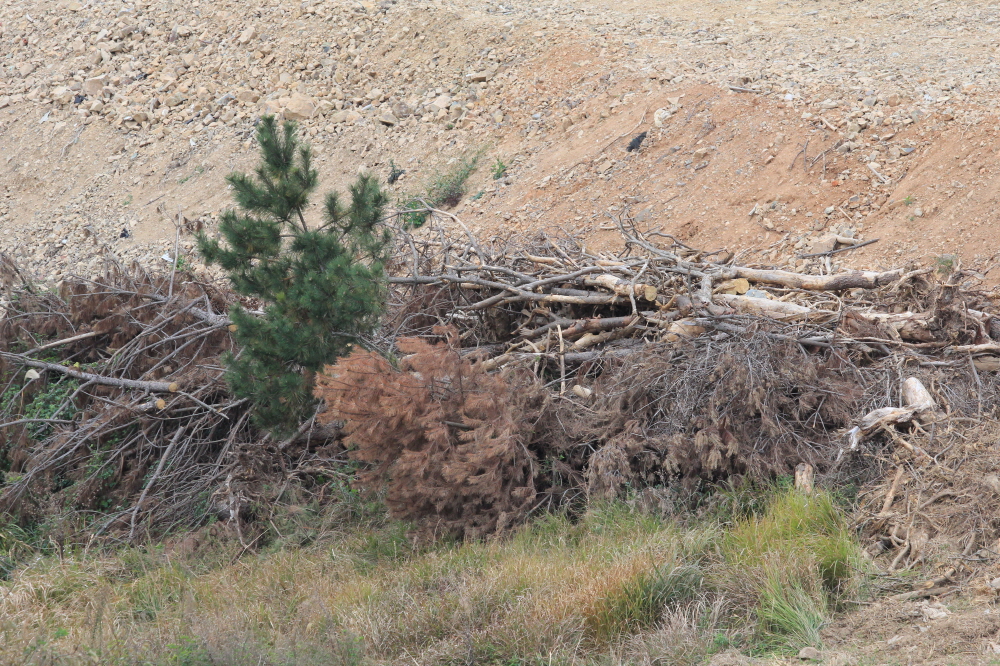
728 266 903 291
715 293 829 320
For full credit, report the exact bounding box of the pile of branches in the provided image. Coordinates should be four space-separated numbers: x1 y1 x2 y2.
386 216 1000 364
4 208 1000 547
334 214 1000 538
0 255 263 542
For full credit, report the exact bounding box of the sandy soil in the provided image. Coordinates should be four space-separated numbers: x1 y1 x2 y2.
2 0 1000 284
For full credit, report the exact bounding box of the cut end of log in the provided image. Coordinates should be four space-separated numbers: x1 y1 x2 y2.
167 382 179 392
794 462 815 494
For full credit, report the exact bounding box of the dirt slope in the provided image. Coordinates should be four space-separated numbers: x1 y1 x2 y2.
2 0 1000 283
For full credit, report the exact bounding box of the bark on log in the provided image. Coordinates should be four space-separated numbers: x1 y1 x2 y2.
794 462 815 494
560 315 639 339
715 293 821 320
582 273 658 301
730 266 902 291
864 311 938 342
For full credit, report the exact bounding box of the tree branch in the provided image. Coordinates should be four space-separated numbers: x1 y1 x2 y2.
0 352 180 393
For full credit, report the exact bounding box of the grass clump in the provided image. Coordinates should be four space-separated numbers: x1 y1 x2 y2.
720 488 866 654
401 149 484 227
490 157 507 180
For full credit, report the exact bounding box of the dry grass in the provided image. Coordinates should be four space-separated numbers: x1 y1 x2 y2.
0 490 865 665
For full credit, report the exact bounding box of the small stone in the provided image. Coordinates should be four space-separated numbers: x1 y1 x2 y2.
693 148 709 160
82 75 106 97
913 208 923 217
989 577 1000 589
653 107 671 127
492 110 504 123
798 646 822 661
809 235 838 254
18 63 36 78
329 110 350 124
469 70 491 82
181 53 197 68
378 110 398 126
887 93 902 106
283 93 317 121
391 102 412 118
238 26 257 45
862 96 877 107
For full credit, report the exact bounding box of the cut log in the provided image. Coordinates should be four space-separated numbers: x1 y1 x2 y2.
715 293 827 320
794 462 815 494
663 319 707 342
901 377 937 412
582 273 658 301
730 266 902 291
858 407 917 433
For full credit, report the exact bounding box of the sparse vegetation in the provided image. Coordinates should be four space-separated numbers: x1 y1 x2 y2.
0 484 866 664
491 157 508 180
400 148 484 227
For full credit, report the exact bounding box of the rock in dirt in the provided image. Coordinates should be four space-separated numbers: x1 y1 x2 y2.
798 646 823 660
283 93 317 121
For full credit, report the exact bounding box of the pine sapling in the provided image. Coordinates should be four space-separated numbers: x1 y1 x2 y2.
198 115 390 436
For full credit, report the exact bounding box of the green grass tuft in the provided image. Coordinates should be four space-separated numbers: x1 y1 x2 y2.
721 488 866 654
400 149 485 227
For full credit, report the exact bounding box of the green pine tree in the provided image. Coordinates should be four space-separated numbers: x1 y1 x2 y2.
198 116 390 437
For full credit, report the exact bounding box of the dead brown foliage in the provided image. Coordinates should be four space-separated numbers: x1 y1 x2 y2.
0 259 258 539
315 331 537 540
